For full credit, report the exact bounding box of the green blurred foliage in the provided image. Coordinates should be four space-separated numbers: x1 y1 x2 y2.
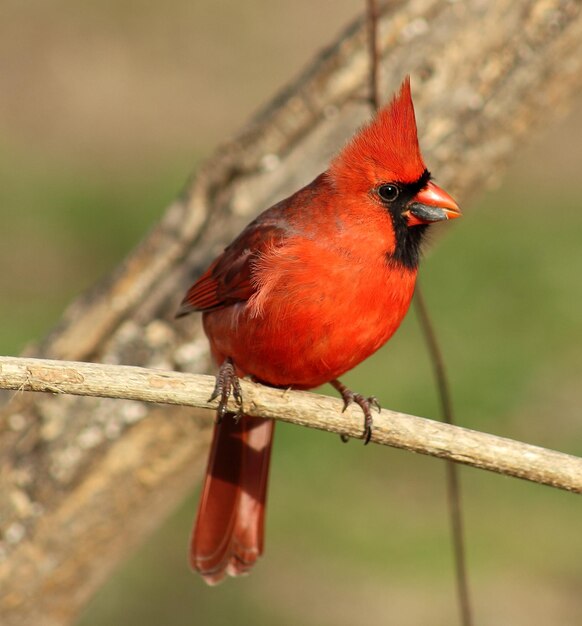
1 2 581 625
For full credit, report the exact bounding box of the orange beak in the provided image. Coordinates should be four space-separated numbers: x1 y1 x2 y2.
403 181 461 226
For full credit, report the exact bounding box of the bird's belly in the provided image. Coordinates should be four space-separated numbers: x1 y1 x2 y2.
204 266 416 389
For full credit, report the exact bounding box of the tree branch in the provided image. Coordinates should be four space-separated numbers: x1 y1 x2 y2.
1 355 581 494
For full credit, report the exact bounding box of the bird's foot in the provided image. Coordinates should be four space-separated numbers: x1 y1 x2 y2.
331 379 381 445
209 357 243 423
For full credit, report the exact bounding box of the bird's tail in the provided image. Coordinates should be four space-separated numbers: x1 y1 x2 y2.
190 415 275 585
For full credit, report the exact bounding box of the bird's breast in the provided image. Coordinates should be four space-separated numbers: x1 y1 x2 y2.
204 237 417 388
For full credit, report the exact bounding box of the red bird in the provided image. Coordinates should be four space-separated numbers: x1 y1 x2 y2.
178 78 461 584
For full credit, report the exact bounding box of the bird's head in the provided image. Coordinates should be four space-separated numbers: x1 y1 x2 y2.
329 77 461 233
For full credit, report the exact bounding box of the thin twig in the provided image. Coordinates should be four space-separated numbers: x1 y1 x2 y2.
367 0 381 111
1 355 582 492
414 286 473 626
365 2 473 623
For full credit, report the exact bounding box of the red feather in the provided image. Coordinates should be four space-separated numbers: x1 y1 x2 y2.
177 220 290 315
330 77 425 194
191 415 274 584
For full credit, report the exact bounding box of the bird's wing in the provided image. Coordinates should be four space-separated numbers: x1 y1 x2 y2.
177 217 289 315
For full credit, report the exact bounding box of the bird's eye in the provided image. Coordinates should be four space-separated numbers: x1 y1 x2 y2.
377 184 400 202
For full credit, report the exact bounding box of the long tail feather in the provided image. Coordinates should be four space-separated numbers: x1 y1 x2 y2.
190 415 274 585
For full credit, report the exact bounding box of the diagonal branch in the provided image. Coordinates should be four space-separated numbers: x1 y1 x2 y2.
1 355 581 494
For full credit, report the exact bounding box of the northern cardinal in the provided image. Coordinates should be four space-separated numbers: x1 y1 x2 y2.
177 78 460 584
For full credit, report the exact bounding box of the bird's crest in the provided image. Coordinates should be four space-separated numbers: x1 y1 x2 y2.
330 77 426 192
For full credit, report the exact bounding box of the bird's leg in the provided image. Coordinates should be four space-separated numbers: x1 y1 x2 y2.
330 379 381 445
208 357 243 423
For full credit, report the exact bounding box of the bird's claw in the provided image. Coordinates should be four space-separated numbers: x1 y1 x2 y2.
208 357 243 423
369 396 381 413
331 380 380 445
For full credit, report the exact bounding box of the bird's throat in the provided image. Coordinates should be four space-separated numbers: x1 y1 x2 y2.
387 222 428 270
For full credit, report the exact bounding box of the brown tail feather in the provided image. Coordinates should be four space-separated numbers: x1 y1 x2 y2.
190 415 275 585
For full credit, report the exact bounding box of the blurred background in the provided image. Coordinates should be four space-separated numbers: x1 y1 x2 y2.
1 1 582 625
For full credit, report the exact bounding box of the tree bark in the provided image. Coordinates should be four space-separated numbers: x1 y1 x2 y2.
1 1 582 624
